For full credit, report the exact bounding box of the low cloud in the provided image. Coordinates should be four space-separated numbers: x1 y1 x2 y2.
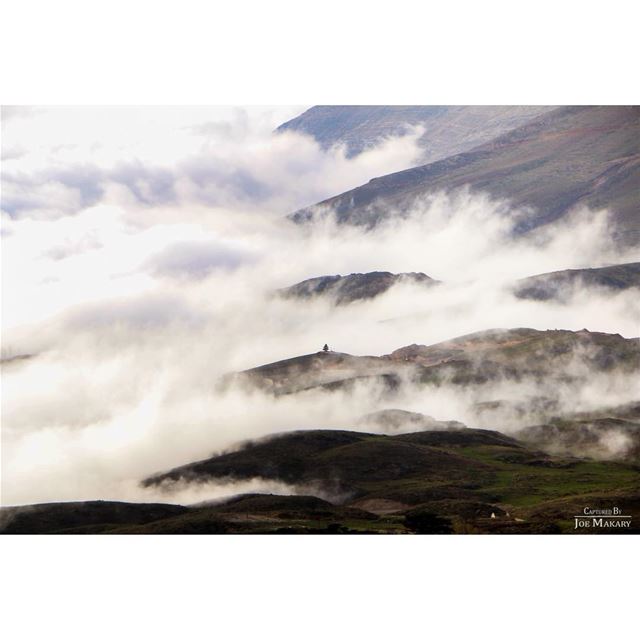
145 240 255 279
1 106 424 220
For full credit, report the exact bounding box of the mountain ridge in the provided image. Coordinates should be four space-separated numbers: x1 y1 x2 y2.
234 327 639 396
279 271 438 305
276 105 554 163
513 261 640 300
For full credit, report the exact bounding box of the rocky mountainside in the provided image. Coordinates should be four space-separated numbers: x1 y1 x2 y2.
513 261 640 300
277 105 553 162
279 271 437 305
291 106 640 247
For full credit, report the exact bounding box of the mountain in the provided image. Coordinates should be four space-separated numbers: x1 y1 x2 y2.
232 328 640 396
279 271 437 305
231 350 411 396
291 106 640 246
386 327 639 377
276 106 553 162
518 402 640 462
139 426 640 534
513 261 640 300
6 423 639 534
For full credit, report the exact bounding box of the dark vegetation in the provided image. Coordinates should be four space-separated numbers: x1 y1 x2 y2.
0 501 188 534
404 511 454 534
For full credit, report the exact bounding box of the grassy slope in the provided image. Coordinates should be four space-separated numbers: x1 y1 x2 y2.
131 428 640 534
5 427 638 534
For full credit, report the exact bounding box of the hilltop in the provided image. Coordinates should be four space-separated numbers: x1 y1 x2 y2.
279 271 437 305
231 328 639 395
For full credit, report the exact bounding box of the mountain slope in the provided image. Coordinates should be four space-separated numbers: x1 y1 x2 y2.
232 328 640 396
279 271 437 305
291 106 640 246
232 350 415 395
277 105 553 162
513 261 640 300
142 428 516 490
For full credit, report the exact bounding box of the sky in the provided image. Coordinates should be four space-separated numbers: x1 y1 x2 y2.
2 106 639 507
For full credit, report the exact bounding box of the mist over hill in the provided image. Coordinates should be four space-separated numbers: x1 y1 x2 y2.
279 262 640 307
276 105 553 162
233 328 639 398
291 106 640 247
513 262 640 300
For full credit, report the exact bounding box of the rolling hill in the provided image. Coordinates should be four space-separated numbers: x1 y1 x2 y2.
230 350 412 396
513 261 640 300
231 328 640 396
136 426 639 534
0 500 188 534
4 423 638 534
5 401 639 534
278 271 438 305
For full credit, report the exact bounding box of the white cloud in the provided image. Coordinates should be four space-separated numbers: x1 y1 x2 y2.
1 105 424 219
